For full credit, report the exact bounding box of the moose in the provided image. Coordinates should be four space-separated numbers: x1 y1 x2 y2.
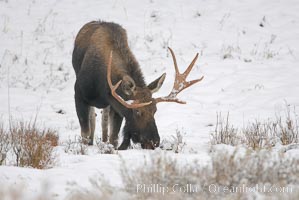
72 21 203 150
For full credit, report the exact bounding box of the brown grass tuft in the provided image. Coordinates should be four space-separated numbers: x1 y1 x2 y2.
0 119 58 168
211 107 299 150
0 122 10 165
9 121 58 169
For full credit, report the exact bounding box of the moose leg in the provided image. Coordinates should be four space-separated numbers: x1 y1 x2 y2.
101 106 110 142
118 131 131 150
109 108 123 148
118 137 130 150
89 106 96 145
118 122 131 150
75 92 92 144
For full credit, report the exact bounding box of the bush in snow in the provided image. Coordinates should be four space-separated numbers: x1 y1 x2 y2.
65 175 122 200
211 106 299 150
9 121 58 169
275 106 299 145
159 129 186 153
95 138 115 154
201 147 299 200
243 106 298 150
221 44 241 60
209 147 299 187
63 136 88 155
64 137 116 155
0 123 10 165
120 152 200 200
242 120 276 150
210 113 240 146
64 146 299 200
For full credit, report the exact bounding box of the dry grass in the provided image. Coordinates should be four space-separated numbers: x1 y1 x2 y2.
0 122 10 165
211 113 240 146
242 120 275 150
209 147 299 187
0 120 58 169
1 148 298 199
159 129 186 153
95 137 116 154
67 148 299 200
10 121 58 169
125 149 298 199
63 136 89 155
119 153 206 200
221 44 241 60
276 106 299 145
211 107 299 150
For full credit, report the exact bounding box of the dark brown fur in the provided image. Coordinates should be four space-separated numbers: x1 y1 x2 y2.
72 21 165 149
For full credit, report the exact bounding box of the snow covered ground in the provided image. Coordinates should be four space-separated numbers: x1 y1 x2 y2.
0 0 299 199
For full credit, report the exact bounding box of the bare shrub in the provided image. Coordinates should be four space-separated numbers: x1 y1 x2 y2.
242 120 275 150
210 113 240 146
221 44 241 59
45 130 59 147
243 106 298 149
209 147 299 187
10 121 58 169
64 136 88 155
276 106 299 145
66 147 299 200
120 152 203 200
159 129 186 153
242 110 299 149
211 107 299 150
95 138 115 154
0 123 10 165
251 39 280 60
122 149 299 199
67 151 201 200
10 123 25 167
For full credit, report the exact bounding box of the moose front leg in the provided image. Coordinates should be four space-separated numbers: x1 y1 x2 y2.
89 106 96 145
109 108 123 148
75 92 93 145
118 134 131 150
101 107 110 142
118 124 131 150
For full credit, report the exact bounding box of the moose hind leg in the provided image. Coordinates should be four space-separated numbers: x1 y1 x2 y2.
109 108 123 148
101 107 109 142
75 92 92 144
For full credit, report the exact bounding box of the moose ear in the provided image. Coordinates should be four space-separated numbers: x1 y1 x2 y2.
121 75 136 96
147 73 166 94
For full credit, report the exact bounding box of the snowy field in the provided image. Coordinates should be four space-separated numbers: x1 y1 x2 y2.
0 0 299 199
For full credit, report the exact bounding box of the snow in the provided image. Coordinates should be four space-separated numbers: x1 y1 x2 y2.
0 0 299 199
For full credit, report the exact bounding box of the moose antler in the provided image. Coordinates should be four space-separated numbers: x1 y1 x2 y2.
107 51 152 109
155 47 204 104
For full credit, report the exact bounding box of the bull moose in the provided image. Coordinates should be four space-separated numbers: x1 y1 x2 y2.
72 21 203 150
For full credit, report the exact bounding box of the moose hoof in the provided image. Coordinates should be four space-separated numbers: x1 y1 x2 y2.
88 140 93 146
118 144 129 150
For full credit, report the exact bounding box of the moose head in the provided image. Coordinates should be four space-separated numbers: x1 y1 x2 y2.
107 47 204 150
